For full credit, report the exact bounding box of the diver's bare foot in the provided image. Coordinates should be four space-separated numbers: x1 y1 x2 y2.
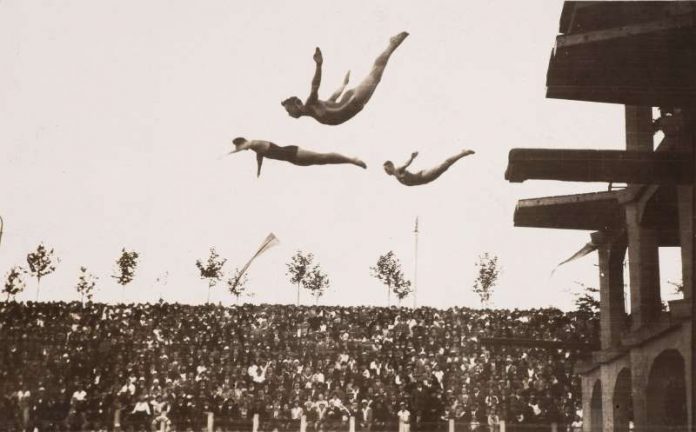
462 149 475 156
313 47 323 64
354 159 367 169
390 31 409 47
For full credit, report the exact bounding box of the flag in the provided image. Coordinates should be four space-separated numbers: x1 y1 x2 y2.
231 233 280 288
551 241 598 276
551 230 625 276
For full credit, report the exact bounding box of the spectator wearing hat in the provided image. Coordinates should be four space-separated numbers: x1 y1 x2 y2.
358 399 373 431
397 402 411 432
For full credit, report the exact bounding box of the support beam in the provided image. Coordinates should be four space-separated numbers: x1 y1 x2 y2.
625 203 662 330
679 184 694 300
685 106 696 432
624 105 663 331
505 148 692 184
593 231 627 349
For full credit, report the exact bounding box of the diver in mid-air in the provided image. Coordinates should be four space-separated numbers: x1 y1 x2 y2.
383 149 475 186
229 137 367 177
281 32 409 126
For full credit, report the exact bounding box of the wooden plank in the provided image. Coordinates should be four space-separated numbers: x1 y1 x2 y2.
556 14 695 49
505 148 692 184
546 25 696 106
514 191 625 230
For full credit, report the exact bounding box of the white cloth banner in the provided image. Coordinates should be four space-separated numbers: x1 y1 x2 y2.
230 233 280 288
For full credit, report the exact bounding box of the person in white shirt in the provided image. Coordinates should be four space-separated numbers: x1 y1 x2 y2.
249 361 269 384
397 402 411 432
311 370 325 384
16 385 31 430
290 401 303 421
359 400 373 431
71 389 87 403
119 380 136 396
131 394 151 431
151 395 171 432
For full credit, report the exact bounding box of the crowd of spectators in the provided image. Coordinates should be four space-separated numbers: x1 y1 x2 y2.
0 301 597 432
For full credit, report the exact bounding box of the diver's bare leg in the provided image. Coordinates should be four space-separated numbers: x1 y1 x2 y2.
353 32 409 98
419 150 474 183
376 32 409 70
328 71 351 103
294 149 367 169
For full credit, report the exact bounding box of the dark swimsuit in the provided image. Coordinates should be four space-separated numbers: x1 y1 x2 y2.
266 143 299 162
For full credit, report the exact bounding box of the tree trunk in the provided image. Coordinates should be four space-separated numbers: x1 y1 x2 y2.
36 278 41 301
207 285 211 304
387 284 391 307
297 282 301 306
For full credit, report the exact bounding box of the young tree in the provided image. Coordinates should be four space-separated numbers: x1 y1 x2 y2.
76 266 98 305
227 268 249 305
393 276 413 306
113 248 139 302
574 283 600 316
371 251 411 307
196 247 227 303
26 243 59 301
303 264 330 305
3 266 25 301
472 253 500 307
286 251 314 306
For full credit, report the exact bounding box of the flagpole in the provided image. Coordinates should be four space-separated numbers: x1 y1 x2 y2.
413 217 419 309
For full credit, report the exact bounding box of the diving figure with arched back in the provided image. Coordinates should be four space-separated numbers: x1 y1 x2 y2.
281 32 409 126
383 150 475 186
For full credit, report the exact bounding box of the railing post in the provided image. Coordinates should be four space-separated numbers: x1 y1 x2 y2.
159 417 166 432
22 406 30 431
449 418 455 432
114 408 121 431
349 416 356 432
551 422 558 432
207 411 214 432
252 413 259 432
499 420 505 432
300 414 307 432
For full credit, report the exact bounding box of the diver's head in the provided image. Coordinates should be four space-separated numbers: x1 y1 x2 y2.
281 97 304 118
383 161 396 176
228 137 249 154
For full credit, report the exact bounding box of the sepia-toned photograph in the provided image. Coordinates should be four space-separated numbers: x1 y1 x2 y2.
0 1 694 432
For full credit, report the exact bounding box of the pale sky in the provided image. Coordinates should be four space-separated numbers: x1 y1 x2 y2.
0 0 683 310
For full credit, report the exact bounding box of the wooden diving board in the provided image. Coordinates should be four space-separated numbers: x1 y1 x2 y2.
505 148 692 184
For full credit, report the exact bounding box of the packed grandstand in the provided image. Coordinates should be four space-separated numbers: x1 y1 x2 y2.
0 302 597 431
